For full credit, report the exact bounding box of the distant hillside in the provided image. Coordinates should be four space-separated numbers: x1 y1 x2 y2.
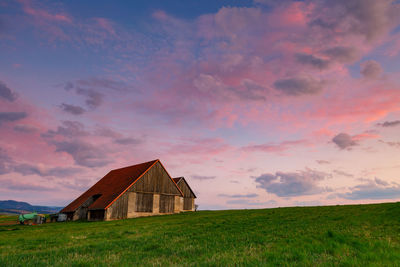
0 200 63 214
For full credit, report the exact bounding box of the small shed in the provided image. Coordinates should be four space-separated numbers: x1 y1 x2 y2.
173 177 196 211
61 159 195 221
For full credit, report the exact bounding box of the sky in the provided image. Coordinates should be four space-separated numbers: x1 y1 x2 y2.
0 0 400 209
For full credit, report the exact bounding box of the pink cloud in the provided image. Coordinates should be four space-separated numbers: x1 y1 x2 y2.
385 33 400 57
266 1 311 28
124 2 399 131
311 83 400 124
18 0 72 23
242 139 311 154
152 10 169 21
353 132 380 141
14 0 133 48
93 18 116 36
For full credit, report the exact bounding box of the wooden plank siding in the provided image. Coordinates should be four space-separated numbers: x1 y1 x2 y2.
129 162 181 195
135 193 153 212
183 198 193 210
108 193 128 220
159 195 175 213
176 179 196 198
176 178 195 211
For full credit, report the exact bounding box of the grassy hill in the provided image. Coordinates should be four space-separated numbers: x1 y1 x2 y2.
1 202 400 266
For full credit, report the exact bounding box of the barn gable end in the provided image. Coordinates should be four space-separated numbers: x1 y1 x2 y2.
129 161 182 195
106 161 184 220
173 177 196 211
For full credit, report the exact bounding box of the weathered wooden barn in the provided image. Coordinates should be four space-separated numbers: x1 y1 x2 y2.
61 159 196 221
173 177 196 211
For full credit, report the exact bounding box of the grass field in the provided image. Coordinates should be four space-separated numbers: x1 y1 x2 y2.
1 202 400 266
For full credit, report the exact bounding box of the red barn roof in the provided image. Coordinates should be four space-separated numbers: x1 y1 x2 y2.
61 159 182 213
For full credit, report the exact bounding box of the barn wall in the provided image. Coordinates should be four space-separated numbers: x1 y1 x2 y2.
107 193 128 220
177 180 195 198
183 198 194 211
159 195 174 213
177 179 195 212
135 192 153 212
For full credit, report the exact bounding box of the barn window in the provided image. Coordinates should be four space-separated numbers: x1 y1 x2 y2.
159 195 174 213
135 193 153 212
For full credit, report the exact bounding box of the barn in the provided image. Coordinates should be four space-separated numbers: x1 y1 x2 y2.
61 159 195 221
173 177 196 211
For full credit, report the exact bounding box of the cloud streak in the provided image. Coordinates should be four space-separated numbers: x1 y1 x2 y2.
0 81 17 102
0 112 27 125
60 103 85 115
191 175 216 181
273 76 324 96
361 60 383 79
13 163 82 177
339 178 400 200
218 193 258 198
377 120 400 127
255 168 330 197
242 140 309 154
51 140 112 168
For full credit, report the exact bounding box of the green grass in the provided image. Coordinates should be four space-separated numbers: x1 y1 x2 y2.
1 202 400 266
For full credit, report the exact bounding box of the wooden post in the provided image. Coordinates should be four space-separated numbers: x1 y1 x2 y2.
127 192 136 218
153 194 160 214
174 196 182 213
180 197 184 212
73 211 79 221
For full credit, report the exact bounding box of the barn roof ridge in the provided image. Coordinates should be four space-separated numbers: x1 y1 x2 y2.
109 159 161 172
